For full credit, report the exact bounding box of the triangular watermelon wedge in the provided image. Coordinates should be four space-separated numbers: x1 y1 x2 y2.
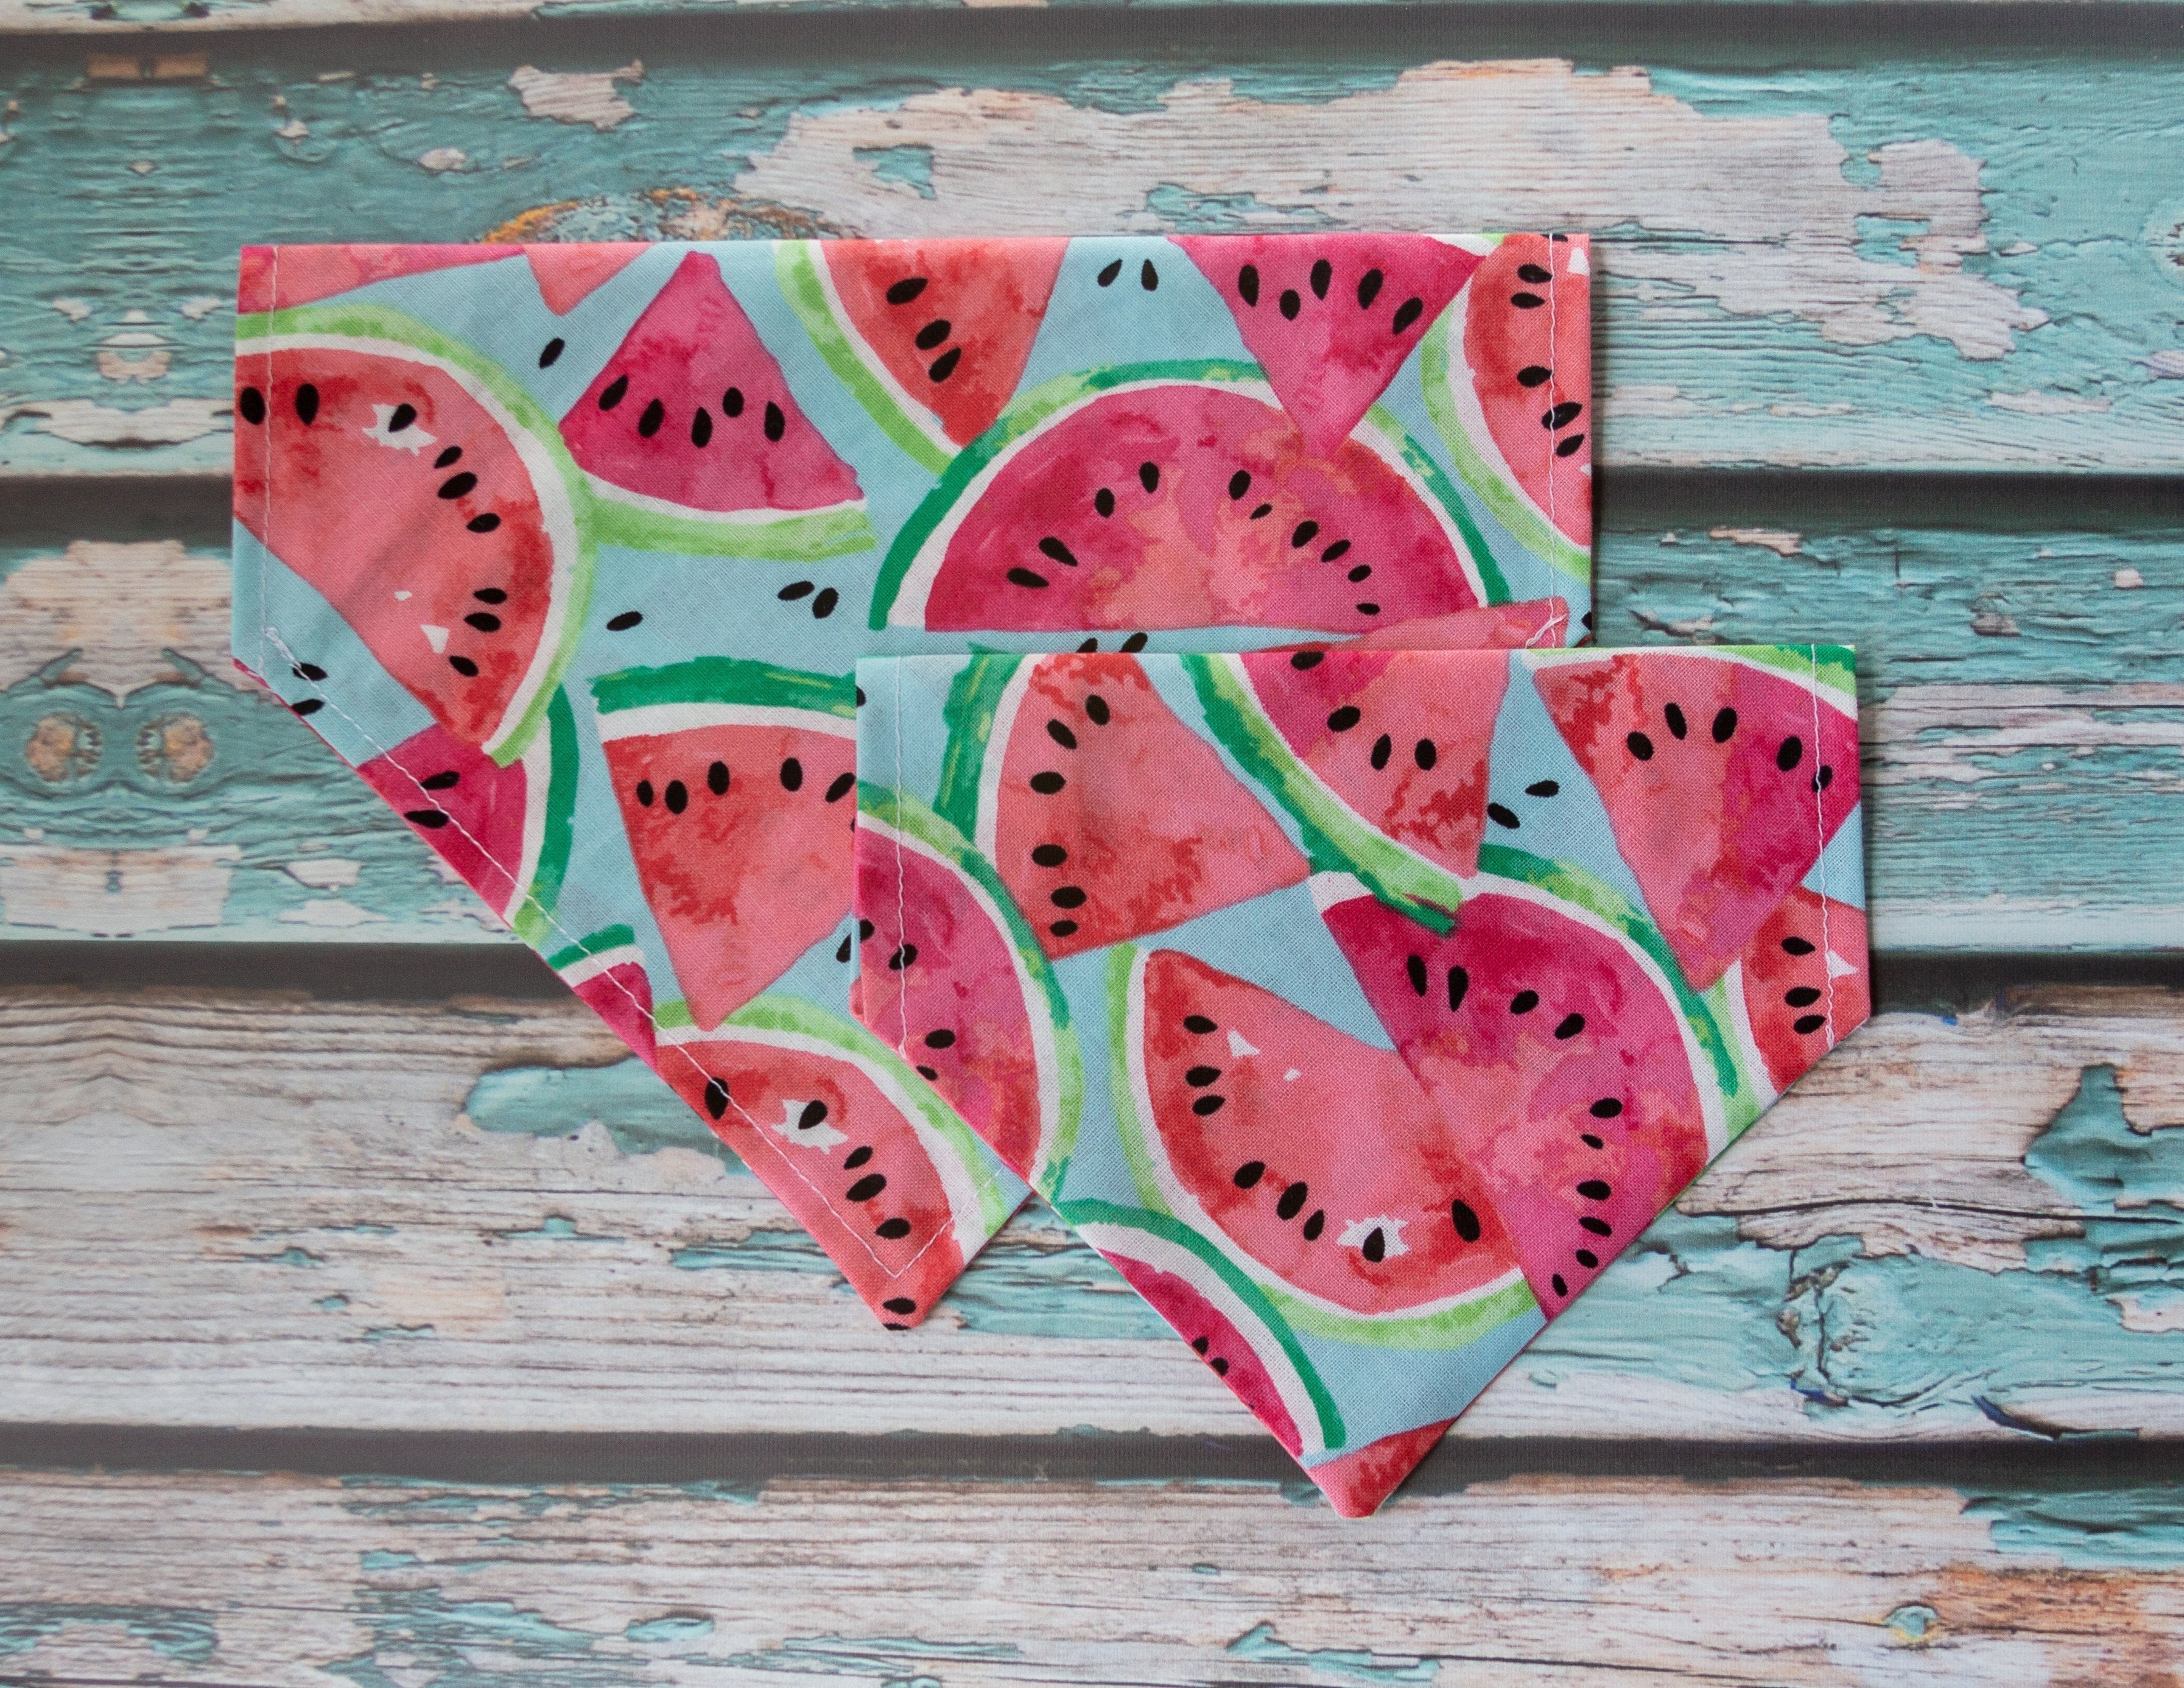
238 244 518 315
547 924 658 1063
1526 646 1861 991
524 243 646 315
592 656 860 1030
1727 885 1870 1100
1175 233 1489 455
933 653 1308 960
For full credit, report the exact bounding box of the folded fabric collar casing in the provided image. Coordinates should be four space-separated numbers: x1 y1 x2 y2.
231 235 1866 1515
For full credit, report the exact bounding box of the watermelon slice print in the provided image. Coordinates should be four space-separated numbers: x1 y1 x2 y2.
870 364 1503 634
548 924 658 1064
1107 944 1536 1348
592 657 859 1031
933 653 1308 960
559 250 873 561
1319 850 1742 1315
852 784 1084 1194
1728 885 1870 1097
779 237 1068 473
234 305 593 763
524 243 645 315
354 686 578 947
1527 646 1861 991
1186 647 1508 929
238 244 519 315
1174 233 1490 455
1422 233 1593 582
656 993 1024 1328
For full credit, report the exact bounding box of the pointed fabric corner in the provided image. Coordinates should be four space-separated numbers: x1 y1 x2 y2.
851 645 1868 1515
230 232 1597 1335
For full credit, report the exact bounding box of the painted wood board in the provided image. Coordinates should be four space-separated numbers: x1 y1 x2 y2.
1 1466 2179 1684
2 48 2182 476
4 979 2178 1442
6 518 2178 946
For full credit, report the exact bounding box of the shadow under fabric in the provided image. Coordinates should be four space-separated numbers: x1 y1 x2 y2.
229 233 1866 1515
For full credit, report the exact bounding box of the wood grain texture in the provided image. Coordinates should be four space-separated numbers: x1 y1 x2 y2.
2 43 2181 475
4 980 2178 1443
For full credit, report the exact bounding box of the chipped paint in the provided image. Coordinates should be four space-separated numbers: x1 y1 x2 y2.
1226 1623 1439 1683
0 843 239 934
1707 526 1804 558
0 543 237 698
0 396 227 449
507 60 643 131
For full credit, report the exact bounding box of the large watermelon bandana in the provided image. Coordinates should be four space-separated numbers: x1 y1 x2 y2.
853 645 1869 1514
230 234 1596 1332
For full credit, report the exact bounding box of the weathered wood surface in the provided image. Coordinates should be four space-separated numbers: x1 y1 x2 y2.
4 40 2182 477
5 979 2178 1441
3 1467 2182 1687
7 510 2179 947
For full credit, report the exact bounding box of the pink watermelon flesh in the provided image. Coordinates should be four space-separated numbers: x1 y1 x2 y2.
923 384 1480 634
825 237 1067 445
992 655 1308 959
233 343 561 750
357 721 533 920
1108 1250 1305 1459
1310 1419 1453 1519
852 823 1046 1179
525 244 645 315
1237 647 1509 882
561 250 862 515
1137 948 1523 1317
1323 884 1709 1314
603 719 857 1030
1532 653 1861 991
659 1033 963 1326
238 244 516 315
1462 234 1593 551
1738 885 1869 1092
1176 234 1486 456
567 957 658 1064
1295 597 1570 655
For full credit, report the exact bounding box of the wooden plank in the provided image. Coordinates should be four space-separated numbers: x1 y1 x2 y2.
6 519 2179 946
4 980 2179 1442
2 1466 2180 1685
1 45 2180 475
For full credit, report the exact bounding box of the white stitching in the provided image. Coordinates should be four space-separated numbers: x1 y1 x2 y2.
890 658 914 1057
1808 642 1838 1053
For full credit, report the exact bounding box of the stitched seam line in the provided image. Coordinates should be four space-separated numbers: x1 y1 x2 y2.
1808 642 1837 1053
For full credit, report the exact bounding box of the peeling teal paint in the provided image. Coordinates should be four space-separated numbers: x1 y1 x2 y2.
258 1245 324 1267
852 144 936 199
362 1324 438 1341
1141 183 1335 231
0 1604 218 1664
622 1615 714 1645
496 1214 625 1243
1227 1622 1440 1682
328 1591 628 1688
669 1230 845 1275
1884 1604 1938 1643
359 1550 422 1570
466 1059 740 1168
316 1293 351 1310
1973 1486 2184 1570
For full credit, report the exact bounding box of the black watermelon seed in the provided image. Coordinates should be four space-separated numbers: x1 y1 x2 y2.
1713 707 1738 743
764 401 785 442
1414 739 1436 771
1452 1200 1482 1243
1665 702 1687 739
293 700 323 717
1348 564 1372 583
1290 650 1324 670
1192 1335 1210 1355
1627 731 1655 761
1361 1228 1386 1263
1085 695 1111 726
1391 297 1424 333
1357 268 1383 308
1122 633 1149 652
294 661 329 681
388 403 417 433
914 318 952 351
925 1029 956 1049
664 779 687 814
1794 1013 1828 1035
860 918 876 940
404 809 448 828
1250 502 1273 520
1039 536 1079 568
1046 719 1078 750
1279 288 1301 321
855 686 866 706
1185 1015 1218 1035
466 513 502 533
877 1217 912 1239
1518 262 1553 284
1777 735 1805 772
1515 365 1551 388
448 655 479 678
1527 779 1560 797
539 337 564 369
1327 705 1361 732
1310 257 1332 299
1095 488 1116 518
1236 263 1261 306
1510 990 1540 1015
1406 954 1428 996
1782 935 1816 955
1785 986 1822 1008
883 1296 917 1316
708 761 731 795
1590 1097 1624 1119
1189 1093 1226 1117
1322 538 1352 563
1031 843 1068 868
1582 1133 1604 1150
635 779 655 807
597 374 628 411
1578 1179 1612 1201
474 588 507 604
928 346 961 383
1029 771 1065 794
1447 965 1469 1011
1356 603 1380 616
780 758 803 792
1291 520 1319 549
887 943 917 970
847 1174 887 1203
1487 802 1520 829
1276 1182 1308 1220
703 1078 729 1119
1302 1211 1325 1242
1138 460 1160 493
779 581 815 600
293 382 320 424
1575 1248 1599 1269
1210 1357 1229 1376
1051 886 1087 910
420 768 460 791
1185 1065 1220 1087
1049 919 1078 938
1580 1216 1613 1237
1140 260 1158 290
237 386 267 425
464 611 500 633
1816 765 1835 791
835 934 853 963
887 275 929 305
1544 400 1584 430
1007 567 1049 590
1552 1272 1568 1296
1556 434 1586 458
1554 1013 1585 1040
1511 292 1545 309
793 1097 823 1130
1097 258 1122 287
1371 735 1392 772
844 1145 873 1170
1228 469 1252 499
812 588 839 619
824 771 853 803
723 387 743 417
691 407 713 448
435 445 463 468
438 471 477 500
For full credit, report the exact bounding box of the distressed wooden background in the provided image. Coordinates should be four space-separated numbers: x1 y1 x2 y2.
4 2 2183 1682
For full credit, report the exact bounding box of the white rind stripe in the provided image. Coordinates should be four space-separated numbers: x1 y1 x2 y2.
595 701 857 742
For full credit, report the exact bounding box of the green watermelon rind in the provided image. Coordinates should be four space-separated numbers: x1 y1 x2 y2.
867 359 1498 631
237 303 595 767
775 241 956 477
855 780 1086 1198
582 489 877 564
590 655 857 721
546 921 641 976
1182 652 1466 936
1104 943 1542 1352
507 686 581 948
1519 642 1858 719
1419 306 1592 587
1061 1198 1347 1457
932 653 1024 842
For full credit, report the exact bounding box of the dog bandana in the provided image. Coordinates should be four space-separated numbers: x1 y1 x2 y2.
231 234 1863 1511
